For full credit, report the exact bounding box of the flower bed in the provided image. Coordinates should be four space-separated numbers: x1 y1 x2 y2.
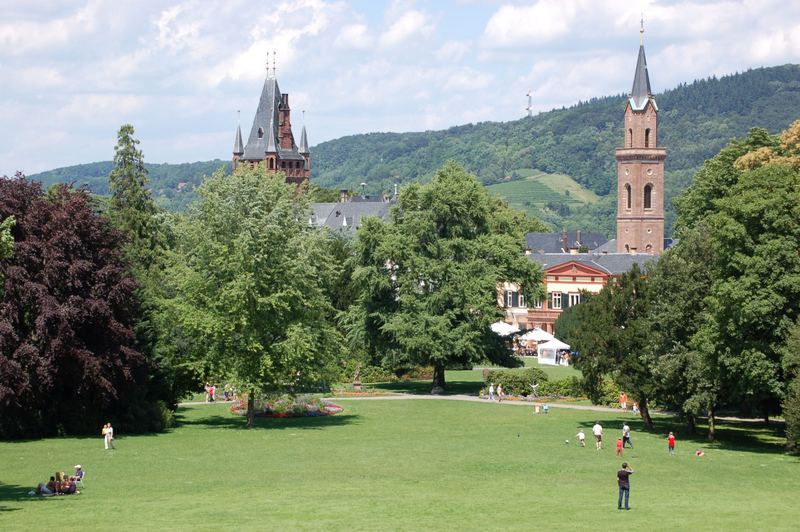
230 394 343 418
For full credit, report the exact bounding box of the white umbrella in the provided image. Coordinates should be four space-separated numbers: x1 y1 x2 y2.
491 321 520 337
519 327 554 342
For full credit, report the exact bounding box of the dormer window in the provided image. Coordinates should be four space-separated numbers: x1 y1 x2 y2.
258 127 264 139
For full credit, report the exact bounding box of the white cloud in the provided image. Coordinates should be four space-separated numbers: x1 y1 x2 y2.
380 9 435 47
335 23 374 49
0 0 105 56
436 40 471 62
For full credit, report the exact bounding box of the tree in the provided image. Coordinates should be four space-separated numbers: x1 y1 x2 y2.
0 215 13 295
0 176 167 438
562 264 658 427
346 162 543 393
108 124 162 271
157 166 340 427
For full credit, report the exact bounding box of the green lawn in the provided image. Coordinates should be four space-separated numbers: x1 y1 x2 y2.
1 400 798 530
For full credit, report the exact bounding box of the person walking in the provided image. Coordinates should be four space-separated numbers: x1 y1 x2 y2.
616 437 624 456
668 432 676 455
103 422 115 450
592 421 603 450
617 462 634 510
497 384 504 403
622 423 633 448
488 383 495 401
619 392 628 410
576 429 586 447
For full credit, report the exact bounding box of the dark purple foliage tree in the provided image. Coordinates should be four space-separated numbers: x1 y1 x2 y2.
0 175 165 438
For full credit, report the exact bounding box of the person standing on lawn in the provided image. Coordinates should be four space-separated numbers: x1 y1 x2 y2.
592 421 603 450
622 423 633 448
668 432 676 455
497 384 504 402
488 383 495 401
617 462 634 510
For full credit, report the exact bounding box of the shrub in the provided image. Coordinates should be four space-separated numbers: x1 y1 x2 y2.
484 368 549 396
537 377 584 398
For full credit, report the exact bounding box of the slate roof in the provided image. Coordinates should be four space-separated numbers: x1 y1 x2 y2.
629 45 657 111
233 124 244 155
528 252 658 275
525 231 608 253
310 201 392 232
241 76 304 162
299 125 309 154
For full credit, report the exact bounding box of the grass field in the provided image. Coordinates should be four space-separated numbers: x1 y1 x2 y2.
486 171 600 219
2 397 798 531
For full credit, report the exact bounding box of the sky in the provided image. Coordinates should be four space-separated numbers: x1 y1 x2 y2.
1 0 800 176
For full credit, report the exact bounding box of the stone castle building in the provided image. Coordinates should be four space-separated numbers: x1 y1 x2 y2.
615 28 666 254
233 70 310 185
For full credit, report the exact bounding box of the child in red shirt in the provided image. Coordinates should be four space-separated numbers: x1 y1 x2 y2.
668 432 676 455
616 437 624 456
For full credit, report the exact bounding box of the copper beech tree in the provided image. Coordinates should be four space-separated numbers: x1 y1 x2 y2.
0 176 169 438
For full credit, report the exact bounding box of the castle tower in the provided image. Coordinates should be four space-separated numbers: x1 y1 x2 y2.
232 56 310 185
615 23 666 254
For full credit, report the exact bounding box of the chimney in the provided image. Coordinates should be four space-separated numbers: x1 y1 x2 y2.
339 189 349 203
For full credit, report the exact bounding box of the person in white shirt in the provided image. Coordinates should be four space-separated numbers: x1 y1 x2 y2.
488 383 495 401
622 423 633 448
576 429 586 447
592 422 603 450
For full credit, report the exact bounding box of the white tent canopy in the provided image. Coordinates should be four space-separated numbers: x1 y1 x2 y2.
537 338 571 366
491 321 520 337
519 327 554 343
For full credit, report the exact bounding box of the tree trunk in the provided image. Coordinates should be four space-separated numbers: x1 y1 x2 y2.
638 396 654 428
431 363 445 395
708 405 716 441
686 413 696 435
246 390 255 429
762 404 770 426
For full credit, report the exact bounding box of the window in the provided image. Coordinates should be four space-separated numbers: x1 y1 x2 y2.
281 161 286 169
506 291 513 307
644 184 652 209
258 127 264 139
569 293 581 307
533 298 543 309
269 159 274 170
519 294 526 308
625 183 631 209
645 128 651 147
628 128 633 147
551 292 562 310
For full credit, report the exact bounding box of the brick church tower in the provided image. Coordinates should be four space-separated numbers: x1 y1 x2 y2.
615 24 666 254
233 65 310 185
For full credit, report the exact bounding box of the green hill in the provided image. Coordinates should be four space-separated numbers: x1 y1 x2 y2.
25 64 800 233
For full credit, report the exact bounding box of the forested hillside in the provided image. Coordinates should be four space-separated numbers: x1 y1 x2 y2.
27 65 800 233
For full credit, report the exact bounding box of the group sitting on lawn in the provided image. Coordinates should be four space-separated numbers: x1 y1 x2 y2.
32 465 83 496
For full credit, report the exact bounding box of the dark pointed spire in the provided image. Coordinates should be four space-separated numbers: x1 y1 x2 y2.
630 45 652 111
233 124 244 155
299 125 309 154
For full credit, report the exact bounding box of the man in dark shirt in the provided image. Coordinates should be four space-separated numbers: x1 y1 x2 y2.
617 462 634 510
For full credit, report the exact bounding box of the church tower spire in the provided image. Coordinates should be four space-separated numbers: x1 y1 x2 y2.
615 22 666 255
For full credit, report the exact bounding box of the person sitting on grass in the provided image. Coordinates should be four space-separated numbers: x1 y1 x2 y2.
60 478 79 495
33 476 57 496
70 465 84 483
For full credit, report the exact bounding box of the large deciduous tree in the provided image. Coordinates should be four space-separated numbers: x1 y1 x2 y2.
0 176 163 438
346 162 543 393
562 263 657 427
157 166 339 427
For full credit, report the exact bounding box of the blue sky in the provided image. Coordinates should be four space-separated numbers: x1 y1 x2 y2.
2 0 800 175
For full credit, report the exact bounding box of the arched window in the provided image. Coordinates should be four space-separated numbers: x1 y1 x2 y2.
625 183 631 209
645 244 653 253
628 128 633 147
644 184 652 209
645 128 651 147
258 127 264 139
268 158 274 170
